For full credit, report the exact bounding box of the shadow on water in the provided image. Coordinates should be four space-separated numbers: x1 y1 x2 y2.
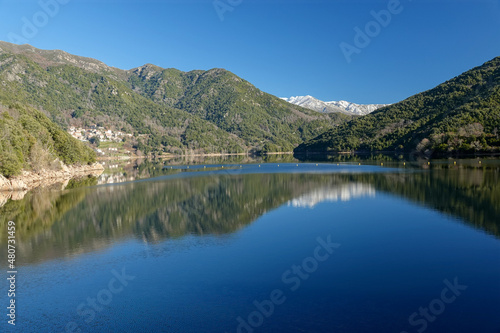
0 158 499 265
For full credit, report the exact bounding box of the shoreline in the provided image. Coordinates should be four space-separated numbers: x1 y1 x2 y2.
293 150 500 158
96 151 296 161
0 163 104 192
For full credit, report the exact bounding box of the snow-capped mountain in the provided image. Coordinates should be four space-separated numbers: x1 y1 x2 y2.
281 95 389 116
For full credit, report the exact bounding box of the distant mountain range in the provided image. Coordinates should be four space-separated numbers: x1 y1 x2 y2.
281 95 389 116
0 40 350 177
295 56 500 155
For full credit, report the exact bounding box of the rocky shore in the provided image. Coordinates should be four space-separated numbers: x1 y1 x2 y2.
0 163 104 192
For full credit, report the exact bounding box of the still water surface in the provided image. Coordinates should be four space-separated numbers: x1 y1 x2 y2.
1 159 499 332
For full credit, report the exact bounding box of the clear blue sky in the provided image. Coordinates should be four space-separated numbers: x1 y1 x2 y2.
1 0 499 104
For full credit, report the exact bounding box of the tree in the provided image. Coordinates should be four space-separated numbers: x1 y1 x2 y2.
89 136 101 147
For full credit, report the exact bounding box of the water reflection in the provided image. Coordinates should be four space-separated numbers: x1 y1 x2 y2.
1 161 499 266
287 183 376 208
96 154 298 184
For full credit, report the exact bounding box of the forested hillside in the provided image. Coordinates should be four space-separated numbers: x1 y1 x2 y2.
295 56 500 155
0 103 95 177
128 65 348 151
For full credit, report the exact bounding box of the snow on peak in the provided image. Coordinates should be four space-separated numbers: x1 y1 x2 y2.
282 95 390 116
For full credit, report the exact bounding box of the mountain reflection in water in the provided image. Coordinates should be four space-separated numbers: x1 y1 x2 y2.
0 161 498 266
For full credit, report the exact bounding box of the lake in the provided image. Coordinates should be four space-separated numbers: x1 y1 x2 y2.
1 158 499 332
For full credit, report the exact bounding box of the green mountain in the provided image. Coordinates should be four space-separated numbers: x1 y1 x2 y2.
295 56 500 155
0 41 347 157
128 65 348 150
0 42 247 155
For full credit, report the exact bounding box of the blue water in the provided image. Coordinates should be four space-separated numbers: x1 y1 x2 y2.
1 162 499 332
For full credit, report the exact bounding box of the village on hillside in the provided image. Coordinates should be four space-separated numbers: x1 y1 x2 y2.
68 125 134 156
68 125 133 143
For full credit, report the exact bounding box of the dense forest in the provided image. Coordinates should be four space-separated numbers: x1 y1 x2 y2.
295 56 500 156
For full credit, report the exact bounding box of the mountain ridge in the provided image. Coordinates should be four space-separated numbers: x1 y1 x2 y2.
281 95 389 115
0 41 349 157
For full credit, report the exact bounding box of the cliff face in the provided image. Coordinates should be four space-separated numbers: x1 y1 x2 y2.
0 163 104 192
